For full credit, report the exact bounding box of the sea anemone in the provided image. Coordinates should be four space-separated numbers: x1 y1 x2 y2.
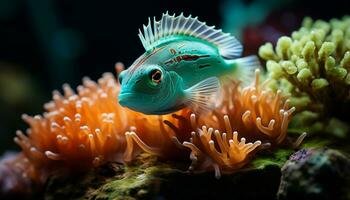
182 115 262 178
122 109 191 162
170 70 296 146
15 70 129 171
164 69 301 178
13 63 185 177
259 16 350 122
213 69 296 145
12 62 196 191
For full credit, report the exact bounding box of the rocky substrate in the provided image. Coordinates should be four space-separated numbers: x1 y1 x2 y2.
43 148 350 200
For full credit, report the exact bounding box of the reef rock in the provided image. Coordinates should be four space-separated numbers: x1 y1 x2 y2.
44 151 291 200
278 148 350 200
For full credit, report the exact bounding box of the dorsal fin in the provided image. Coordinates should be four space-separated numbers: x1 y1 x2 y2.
138 12 243 59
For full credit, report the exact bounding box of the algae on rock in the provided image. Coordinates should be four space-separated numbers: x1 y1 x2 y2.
44 152 288 200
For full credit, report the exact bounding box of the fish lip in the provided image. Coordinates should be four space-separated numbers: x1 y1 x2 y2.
119 92 134 98
118 92 135 106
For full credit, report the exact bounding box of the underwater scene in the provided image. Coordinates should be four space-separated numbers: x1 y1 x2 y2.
0 0 349 199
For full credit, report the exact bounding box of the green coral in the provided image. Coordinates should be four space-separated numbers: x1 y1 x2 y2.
259 16 350 135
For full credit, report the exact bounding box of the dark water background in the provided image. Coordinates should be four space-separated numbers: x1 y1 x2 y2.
0 0 349 154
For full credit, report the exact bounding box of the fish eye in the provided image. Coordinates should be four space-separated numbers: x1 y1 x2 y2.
118 76 123 84
149 69 162 84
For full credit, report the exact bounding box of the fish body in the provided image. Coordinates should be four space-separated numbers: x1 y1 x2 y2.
118 12 260 115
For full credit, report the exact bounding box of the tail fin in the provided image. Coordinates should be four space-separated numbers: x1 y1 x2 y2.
226 55 261 86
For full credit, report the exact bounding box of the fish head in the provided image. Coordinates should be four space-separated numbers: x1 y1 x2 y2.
118 64 184 114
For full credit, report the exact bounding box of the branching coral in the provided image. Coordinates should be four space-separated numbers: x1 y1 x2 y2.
259 16 350 122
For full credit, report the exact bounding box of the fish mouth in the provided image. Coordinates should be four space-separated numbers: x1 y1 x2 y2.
118 92 136 107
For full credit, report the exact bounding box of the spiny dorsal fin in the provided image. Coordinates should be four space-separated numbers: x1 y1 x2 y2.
138 12 243 59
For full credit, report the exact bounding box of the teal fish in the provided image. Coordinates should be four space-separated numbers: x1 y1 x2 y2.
118 12 260 115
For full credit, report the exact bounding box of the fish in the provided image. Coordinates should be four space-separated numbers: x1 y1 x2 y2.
118 12 260 115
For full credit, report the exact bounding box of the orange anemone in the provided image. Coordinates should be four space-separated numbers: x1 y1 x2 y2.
194 69 296 146
14 64 184 174
162 69 300 177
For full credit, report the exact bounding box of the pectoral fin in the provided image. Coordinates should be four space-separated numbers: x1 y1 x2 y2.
184 77 221 112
